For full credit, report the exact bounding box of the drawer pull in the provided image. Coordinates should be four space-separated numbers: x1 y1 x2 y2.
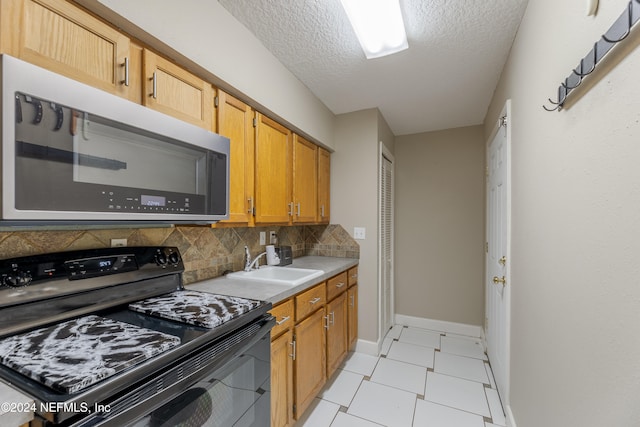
336 282 345 288
350 295 355 306
309 297 321 305
324 315 330 329
151 71 158 99
330 311 335 325
276 316 290 325
290 341 296 360
351 274 358 279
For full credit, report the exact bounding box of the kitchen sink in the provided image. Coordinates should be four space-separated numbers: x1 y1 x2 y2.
226 267 324 286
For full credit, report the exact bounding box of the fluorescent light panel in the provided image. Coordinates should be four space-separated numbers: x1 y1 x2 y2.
340 0 408 59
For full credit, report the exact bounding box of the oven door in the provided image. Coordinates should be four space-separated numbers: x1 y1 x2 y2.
74 315 274 427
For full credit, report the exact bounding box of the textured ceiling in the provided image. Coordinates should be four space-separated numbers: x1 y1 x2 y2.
218 0 529 136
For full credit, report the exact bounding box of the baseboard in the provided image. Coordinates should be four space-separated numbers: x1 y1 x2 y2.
354 338 379 356
395 314 483 338
506 405 517 427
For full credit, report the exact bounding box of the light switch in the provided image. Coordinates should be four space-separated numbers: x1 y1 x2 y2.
353 227 366 240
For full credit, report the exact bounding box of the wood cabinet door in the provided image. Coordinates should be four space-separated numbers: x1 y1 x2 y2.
6 0 135 101
317 147 331 223
326 292 348 378
216 91 255 225
143 49 213 129
271 330 294 427
348 285 358 351
254 114 292 224
293 308 326 419
293 134 317 223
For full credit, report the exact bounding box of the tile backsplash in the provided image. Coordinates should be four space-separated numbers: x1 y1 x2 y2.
0 224 358 284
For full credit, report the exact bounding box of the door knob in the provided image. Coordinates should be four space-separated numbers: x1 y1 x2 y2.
498 256 507 266
493 276 506 285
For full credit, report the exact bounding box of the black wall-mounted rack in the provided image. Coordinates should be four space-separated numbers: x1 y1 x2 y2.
544 0 640 111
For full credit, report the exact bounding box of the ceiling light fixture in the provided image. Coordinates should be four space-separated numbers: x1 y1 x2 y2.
339 0 408 59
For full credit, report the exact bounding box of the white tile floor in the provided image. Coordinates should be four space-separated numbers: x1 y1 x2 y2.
294 325 505 427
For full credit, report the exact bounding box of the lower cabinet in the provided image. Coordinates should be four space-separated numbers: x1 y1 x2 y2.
269 266 358 426
293 307 327 419
271 330 293 427
326 291 348 378
347 284 358 351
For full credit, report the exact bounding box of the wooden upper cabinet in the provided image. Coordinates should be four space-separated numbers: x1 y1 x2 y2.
254 113 292 224
3 0 137 101
216 90 255 225
317 147 331 223
142 49 213 130
292 135 318 224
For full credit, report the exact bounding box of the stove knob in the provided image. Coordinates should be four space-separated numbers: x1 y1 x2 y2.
3 271 32 288
168 252 180 265
155 252 168 266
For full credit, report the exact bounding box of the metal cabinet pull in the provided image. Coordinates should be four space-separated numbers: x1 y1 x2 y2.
324 315 330 329
151 72 157 99
297 203 301 216
351 274 358 280
309 297 321 305
336 282 345 288
350 295 355 307
288 202 294 216
320 205 325 218
121 57 130 86
290 340 296 360
330 311 335 325
276 316 290 325
248 197 254 215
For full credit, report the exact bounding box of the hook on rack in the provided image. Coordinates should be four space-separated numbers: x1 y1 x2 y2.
544 0 640 111
572 43 598 77
542 99 561 112
602 1 633 43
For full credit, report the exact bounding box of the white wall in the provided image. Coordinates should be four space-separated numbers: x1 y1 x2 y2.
395 126 485 326
78 0 336 148
332 109 394 346
485 0 640 425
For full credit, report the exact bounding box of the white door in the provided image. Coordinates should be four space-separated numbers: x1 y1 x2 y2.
379 144 394 341
486 100 511 405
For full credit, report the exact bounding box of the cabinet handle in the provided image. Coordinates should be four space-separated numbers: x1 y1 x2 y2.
288 202 294 216
290 340 296 360
324 315 330 329
336 282 345 288
248 197 254 215
309 297 321 305
351 274 358 280
121 57 130 86
297 202 301 217
276 316 290 325
350 295 355 307
151 72 157 99
330 311 335 325
321 205 325 218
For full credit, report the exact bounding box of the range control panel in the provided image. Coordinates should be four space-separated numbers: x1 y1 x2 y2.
0 247 183 306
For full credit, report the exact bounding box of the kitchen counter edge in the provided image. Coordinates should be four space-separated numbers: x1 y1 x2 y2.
186 256 359 305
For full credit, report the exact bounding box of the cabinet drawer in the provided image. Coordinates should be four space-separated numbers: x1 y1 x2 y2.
326 272 348 301
270 299 294 339
348 266 358 287
295 282 326 321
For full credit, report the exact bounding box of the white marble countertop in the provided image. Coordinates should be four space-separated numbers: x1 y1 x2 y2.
187 256 359 305
0 256 358 425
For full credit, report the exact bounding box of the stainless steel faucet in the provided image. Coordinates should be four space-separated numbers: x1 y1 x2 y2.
244 246 266 272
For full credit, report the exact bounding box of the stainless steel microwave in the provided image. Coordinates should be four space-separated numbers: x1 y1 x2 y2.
1 55 229 225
